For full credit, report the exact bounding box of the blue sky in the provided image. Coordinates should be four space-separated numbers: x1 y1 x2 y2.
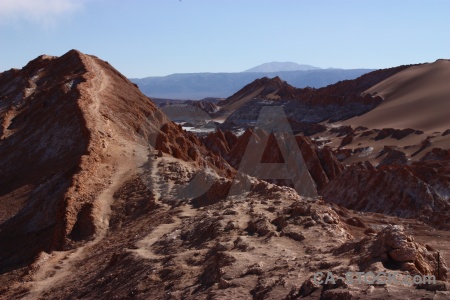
1 0 449 78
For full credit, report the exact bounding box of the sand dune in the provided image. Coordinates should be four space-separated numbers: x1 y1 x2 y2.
345 59 450 132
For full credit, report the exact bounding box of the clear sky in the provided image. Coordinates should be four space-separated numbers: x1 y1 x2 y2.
1 0 449 78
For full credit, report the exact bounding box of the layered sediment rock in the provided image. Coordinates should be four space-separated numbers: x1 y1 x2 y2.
322 160 450 229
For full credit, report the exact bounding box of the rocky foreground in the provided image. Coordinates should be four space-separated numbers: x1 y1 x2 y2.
1 51 449 299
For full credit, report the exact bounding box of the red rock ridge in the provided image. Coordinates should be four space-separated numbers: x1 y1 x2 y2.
218 65 411 108
0 50 234 271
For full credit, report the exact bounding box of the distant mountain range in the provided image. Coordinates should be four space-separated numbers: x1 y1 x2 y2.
244 62 321 72
130 62 374 100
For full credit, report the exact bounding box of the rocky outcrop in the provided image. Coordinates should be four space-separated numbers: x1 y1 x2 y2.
421 148 450 161
200 129 237 157
222 129 252 169
296 136 344 190
154 122 233 177
374 128 423 141
336 225 448 280
287 118 327 136
322 160 450 229
206 129 344 191
339 134 354 147
377 146 408 167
